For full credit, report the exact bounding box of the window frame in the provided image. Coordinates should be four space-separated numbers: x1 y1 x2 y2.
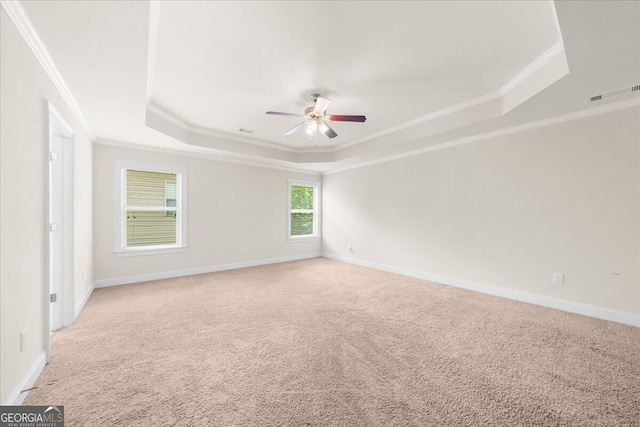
288 179 321 241
114 159 187 256
164 179 177 217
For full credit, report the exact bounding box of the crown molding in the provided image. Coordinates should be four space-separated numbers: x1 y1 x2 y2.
323 98 640 175
146 103 303 153
146 103 191 130
499 40 565 97
144 96 639 176
95 138 322 176
146 104 332 155
1 0 95 140
335 91 502 151
191 123 301 153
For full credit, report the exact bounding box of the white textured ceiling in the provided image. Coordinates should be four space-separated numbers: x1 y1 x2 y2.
14 1 640 173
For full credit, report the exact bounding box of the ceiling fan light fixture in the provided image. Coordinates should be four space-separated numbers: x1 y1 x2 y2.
305 120 318 135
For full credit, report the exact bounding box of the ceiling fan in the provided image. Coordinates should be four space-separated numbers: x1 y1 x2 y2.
266 94 366 139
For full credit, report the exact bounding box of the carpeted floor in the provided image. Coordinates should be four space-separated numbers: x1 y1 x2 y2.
25 258 640 426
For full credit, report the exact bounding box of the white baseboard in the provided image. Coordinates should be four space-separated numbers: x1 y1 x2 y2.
74 281 94 320
322 253 640 328
94 253 322 288
2 351 47 406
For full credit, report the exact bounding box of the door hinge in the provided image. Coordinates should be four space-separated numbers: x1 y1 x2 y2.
50 293 57 303
49 223 58 232
49 151 58 161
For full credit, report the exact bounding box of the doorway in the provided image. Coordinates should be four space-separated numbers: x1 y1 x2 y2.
46 103 74 359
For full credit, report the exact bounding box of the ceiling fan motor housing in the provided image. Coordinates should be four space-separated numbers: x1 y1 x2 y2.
305 106 323 118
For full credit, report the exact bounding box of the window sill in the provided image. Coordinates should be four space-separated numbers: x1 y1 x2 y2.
115 246 186 257
288 236 320 243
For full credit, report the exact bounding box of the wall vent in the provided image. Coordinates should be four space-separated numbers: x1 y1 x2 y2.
588 84 640 102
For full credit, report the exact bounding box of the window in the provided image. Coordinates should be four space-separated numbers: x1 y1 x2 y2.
288 179 320 240
115 160 186 255
165 180 176 216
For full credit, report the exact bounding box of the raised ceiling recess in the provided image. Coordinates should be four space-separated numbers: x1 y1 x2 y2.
144 1 567 164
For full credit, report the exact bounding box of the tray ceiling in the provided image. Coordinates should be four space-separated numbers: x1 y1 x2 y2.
12 1 640 173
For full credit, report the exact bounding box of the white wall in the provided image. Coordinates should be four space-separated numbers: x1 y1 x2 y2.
0 8 94 403
323 108 640 318
93 143 321 284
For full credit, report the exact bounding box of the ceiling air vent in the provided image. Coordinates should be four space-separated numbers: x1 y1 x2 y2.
588 84 640 102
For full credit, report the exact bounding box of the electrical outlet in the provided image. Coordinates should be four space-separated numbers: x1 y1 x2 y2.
553 273 564 285
20 329 27 352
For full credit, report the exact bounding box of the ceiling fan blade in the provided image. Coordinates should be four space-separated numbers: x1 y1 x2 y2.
283 121 308 136
319 122 338 139
266 111 303 117
328 115 366 122
313 96 331 114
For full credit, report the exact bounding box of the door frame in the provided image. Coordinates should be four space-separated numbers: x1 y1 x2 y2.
45 101 74 362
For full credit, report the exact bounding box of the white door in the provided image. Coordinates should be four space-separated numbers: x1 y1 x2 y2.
49 131 64 331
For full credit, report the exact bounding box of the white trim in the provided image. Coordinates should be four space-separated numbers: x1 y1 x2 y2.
61 130 74 328
113 98 638 178
323 98 640 175
94 253 321 288
146 103 191 131
337 91 501 150
146 104 333 155
1 1 95 140
146 104 301 153
103 97 639 178
288 179 321 240
74 282 94 321
499 40 565 96
190 124 303 153
322 253 640 328
95 138 322 176
116 158 186 175
45 102 75 362
2 351 47 405
115 246 186 257
288 236 321 243
47 103 73 136
549 0 565 56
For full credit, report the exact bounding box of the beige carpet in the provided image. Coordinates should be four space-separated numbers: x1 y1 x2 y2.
25 258 640 426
